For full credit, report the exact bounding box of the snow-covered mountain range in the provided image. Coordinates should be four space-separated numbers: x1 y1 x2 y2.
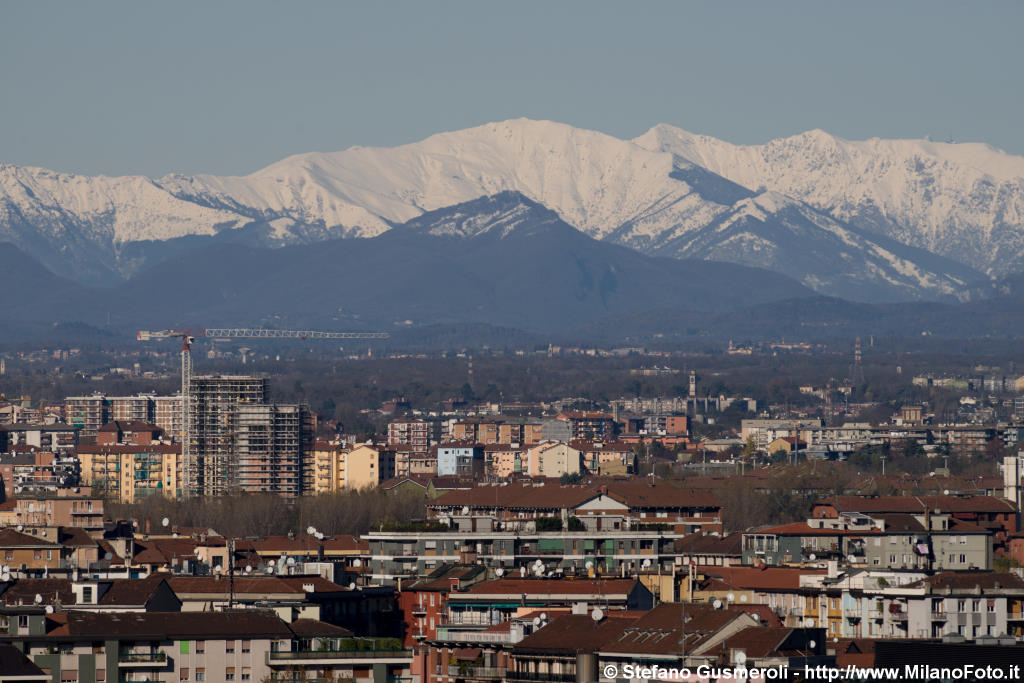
3 119 1022 301
635 124 1024 278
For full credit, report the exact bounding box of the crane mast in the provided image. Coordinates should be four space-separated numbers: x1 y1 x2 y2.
137 327 388 498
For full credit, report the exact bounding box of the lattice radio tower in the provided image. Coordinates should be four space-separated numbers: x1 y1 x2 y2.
850 336 866 386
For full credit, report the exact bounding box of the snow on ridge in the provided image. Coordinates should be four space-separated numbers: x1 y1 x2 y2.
635 123 1024 275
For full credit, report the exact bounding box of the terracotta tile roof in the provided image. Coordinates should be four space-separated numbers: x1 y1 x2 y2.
729 604 783 627
721 626 802 658
76 443 179 454
0 579 74 606
168 575 346 596
695 566 826 592
905 572 1024 591
819 495 1016 514
96 421 161 433
58 526 97 547
0 528 61 548
748 522 880 537
460 578 640 598
674 533 742 555
0 643 46 677
288 618 353 638
49 610 291 639
99 575 172 605
131 538 201 565
430 480 719 511
514 613 635 654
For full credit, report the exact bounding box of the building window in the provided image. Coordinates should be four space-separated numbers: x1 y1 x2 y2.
226 667 236 681
226 640 235 653
180 669 189 681
196 641 205 654
241 640 250 653
196 668 206 682
241 668 251 681
96 671 105 682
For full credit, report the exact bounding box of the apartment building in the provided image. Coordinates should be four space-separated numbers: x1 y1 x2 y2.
450 419 543 445
0 610 413 683
76 444 181 503
0 495 104 532
742 510 993 571
387 418 437 455
524 442 581 478
436 442 485 477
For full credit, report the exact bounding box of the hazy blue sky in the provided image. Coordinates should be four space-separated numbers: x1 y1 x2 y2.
3 1 1022 177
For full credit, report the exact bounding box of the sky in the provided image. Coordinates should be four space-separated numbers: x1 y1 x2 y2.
2 1 1022 177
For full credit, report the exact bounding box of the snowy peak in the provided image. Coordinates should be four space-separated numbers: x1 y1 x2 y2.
399 191 566 240
636 124 1024 276
0 117 1014 301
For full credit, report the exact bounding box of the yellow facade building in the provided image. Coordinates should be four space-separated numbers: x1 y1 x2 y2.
76 444 181 503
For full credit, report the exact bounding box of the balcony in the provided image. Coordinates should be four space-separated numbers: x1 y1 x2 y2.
118 650 167 666
441 665 507 680
506 671 575 682
268 640 412 666
930 611 948 621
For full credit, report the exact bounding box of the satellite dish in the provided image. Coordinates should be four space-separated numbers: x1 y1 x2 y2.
713 599 723 609
172 532 178 539
286 557 296 566
348 582 356 590
352 559 362 568
268 559 276 567
735 651 747 666
740 594 748 603
315 532 324 540
520 566 526 577
592 608 604 621
44 605 54 614
533 617 541 626
244 565 252 574
34 594 42 604
809 640 817 649
462 506 470 515
161 517 170 527
847 555 857 563
534 559 543 567
943 489 950 496
585 561 594 569
496 567 505 576
809 554 816 561
16 525 23 531
306 526 316 535
727 593 735 602
804 618 815 628
540 612 548 620
641 559 651 569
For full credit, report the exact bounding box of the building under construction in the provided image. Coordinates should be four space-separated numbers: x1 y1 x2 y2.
188 375 309 498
